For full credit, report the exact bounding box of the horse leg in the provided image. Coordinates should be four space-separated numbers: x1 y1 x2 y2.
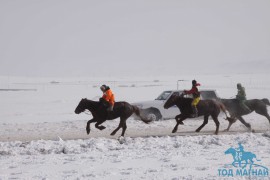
266 114 270 125
175 114 181 121
232 160 236 167
224 122 233 132
110 119 123 136
238 160 241 168
237 116 252 131
172 116 187 133
175 114 184 124
261 113 270 128
243 160 248 168
86 118 97 134
224 114 237 132
249 158 254 165
224 117 237 132
255 109 270 125
265 114 270 124
211 115 220 135
120 118 128 137
195 115 209 133
95 120 106 130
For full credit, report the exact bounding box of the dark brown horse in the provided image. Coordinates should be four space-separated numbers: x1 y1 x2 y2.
75 98 150 137
221 98 270 131
164 94 229 135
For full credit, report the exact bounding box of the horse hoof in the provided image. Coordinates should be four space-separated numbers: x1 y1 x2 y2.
252 129 255 133
223 129 229 132
195 129 200 133
99 126 106 130
172 129 177 133
86 128 90 135
110 132 116 136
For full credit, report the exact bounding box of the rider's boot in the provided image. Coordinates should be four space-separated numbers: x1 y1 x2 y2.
106 105 114 119
241 102 252 114
191 105 198 118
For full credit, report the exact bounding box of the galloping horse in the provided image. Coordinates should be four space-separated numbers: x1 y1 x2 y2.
221 98 270 131
225 147 259 168
164 94 229 135
75 98 150 137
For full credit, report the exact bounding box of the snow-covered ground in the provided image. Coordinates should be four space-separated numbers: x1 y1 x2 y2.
1 132 270 179
0 74 270 179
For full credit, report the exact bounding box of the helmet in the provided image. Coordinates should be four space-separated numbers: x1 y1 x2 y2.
237 83 242 89
192 80 197 85
100 84 107 91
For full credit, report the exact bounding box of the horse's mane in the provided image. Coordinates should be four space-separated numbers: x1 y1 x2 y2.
175 96 193 105
85 98 99 103
221 98 237 101
221 98 238 103
82 98 101 108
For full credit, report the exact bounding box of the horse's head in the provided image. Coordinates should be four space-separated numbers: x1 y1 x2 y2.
164 94 181 109
75 98 88 114
225 147 235 155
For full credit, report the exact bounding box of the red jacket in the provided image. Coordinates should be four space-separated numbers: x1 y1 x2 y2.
184 83 201 97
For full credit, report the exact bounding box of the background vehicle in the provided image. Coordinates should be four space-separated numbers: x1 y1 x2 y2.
132 90 220 121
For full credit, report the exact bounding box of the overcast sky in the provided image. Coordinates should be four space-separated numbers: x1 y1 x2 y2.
0 0 270 77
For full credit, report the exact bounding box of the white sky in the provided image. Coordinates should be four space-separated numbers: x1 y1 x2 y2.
0 0 270 77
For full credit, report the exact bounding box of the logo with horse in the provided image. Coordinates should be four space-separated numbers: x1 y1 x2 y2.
218 143 269 177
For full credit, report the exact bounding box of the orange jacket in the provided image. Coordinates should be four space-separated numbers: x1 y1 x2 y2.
102 89 115 105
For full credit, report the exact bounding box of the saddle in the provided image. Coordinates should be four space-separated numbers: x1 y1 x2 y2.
235 99 251 113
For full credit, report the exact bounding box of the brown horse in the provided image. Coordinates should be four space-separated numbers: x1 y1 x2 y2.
164 94 229 135
221 98 270 131
75 98 150 137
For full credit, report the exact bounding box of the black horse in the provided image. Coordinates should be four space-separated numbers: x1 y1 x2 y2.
75 98 150 137
221 98 270 131
164 94 229 135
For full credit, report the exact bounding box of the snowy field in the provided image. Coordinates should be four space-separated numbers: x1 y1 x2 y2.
0 73 270 179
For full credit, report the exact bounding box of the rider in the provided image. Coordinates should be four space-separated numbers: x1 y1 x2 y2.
236 83 251 113
184 80 201 118
236 143 244 153
100 84 115 114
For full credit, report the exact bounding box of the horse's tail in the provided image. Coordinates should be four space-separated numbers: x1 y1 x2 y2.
132 106 152 124
219 102 228 117
261 98 270 106
216 101 236 123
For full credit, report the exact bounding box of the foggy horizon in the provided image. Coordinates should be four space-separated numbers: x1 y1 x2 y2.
1 0 270 77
